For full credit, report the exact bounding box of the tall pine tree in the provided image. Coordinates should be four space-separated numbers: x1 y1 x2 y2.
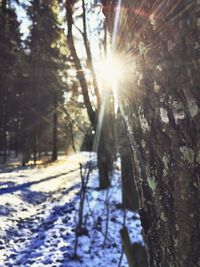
22 0 66 164
0 0 21 163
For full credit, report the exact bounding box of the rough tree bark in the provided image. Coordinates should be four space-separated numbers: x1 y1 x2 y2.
103 0 200 266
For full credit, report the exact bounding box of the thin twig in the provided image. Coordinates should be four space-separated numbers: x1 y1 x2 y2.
73 23 84 36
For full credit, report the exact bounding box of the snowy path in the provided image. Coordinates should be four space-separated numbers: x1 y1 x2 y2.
0 153 143 267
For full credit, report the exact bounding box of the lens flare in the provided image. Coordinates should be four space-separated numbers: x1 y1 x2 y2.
96 54 125 93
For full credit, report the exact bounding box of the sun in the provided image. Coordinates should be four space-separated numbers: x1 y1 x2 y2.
95 52 135 113
96 54 125 93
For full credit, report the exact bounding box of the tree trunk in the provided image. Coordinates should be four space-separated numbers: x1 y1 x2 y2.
97 91 116 189
66 0 96 129
3 130 7 164
82 0 113 187
33 130 37 165
117 112 139 211
97 130 111 189
52 93 58 161
121 151 139 212
120 227 137 267
82 0 101 109
66 0 115 189
103 0 200 266
14 115 19 158
2 90 8 164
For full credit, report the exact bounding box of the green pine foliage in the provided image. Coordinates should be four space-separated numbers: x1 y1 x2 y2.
0 1 22 162
23 0 68 163
0 0 69 163
0 0 92 164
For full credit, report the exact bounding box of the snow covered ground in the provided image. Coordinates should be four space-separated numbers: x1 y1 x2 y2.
0 152 143 267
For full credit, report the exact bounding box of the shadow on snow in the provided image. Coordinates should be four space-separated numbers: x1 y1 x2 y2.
0 168 80 196
3 183 80 266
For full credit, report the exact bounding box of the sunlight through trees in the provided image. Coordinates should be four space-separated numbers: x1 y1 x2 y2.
0 0 199 266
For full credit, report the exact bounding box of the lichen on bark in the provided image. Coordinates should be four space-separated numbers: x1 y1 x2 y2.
103 0 200 266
